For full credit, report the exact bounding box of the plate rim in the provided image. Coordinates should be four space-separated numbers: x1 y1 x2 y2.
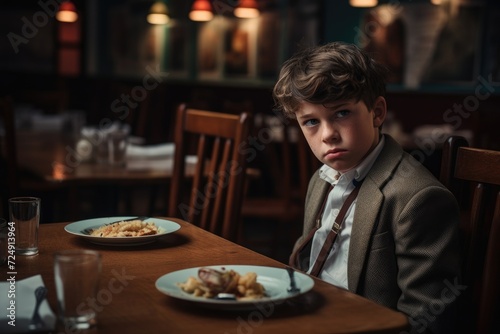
64 216 181 245
155 264 314 309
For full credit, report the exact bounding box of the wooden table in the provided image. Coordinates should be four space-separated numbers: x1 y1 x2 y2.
1 219 409 333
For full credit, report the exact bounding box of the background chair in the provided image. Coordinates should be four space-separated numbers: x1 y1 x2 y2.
239 114 321 260
440 135 500 334
168 104 252 242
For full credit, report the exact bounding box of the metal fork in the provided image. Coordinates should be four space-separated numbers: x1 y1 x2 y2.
286 267 300 294
29 286 47 330
82 216 150 235
216 293 237 300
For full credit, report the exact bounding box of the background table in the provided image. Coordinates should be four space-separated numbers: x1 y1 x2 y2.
16 130 174 185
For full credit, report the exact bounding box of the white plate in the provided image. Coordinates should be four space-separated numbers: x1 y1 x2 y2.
65 216 181 246
155 265 314 310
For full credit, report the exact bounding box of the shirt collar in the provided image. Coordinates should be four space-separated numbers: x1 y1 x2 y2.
319 135 385 186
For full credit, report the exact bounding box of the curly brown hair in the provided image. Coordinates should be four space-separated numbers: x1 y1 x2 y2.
273 42 388 119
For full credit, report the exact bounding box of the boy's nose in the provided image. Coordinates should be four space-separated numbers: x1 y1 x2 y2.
321 124 339 143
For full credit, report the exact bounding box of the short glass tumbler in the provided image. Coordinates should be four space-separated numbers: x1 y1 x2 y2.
54 249 102 330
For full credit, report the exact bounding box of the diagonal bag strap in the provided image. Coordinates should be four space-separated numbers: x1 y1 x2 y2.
289 184 334 269
309 181 363 277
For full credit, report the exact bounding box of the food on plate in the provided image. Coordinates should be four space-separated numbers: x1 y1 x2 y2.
89 220 159 237
177 267 266 300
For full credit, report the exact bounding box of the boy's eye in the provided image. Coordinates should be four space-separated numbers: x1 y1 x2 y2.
335 109 350 118
303 119 319 127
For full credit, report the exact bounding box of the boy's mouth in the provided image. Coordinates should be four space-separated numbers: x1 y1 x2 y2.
324 148 347 159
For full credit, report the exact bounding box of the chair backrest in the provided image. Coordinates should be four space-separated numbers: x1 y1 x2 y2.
168 104 252 241
440 136 500 334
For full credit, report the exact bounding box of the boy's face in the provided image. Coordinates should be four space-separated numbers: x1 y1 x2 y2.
296 97 386 173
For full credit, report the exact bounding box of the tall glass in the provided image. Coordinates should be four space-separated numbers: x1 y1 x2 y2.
9 197 40 256
107 129 129 166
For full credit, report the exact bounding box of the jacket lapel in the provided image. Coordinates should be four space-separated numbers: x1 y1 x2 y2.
347 135 404 292
304 179 331 231
347 179 383 291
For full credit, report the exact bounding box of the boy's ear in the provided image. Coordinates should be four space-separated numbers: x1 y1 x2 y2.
372 96 387 128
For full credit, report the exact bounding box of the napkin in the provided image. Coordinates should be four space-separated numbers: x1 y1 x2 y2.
0 275 56 333
126 143 175 160
31 114 65 131
126 154 198 172
126 158 174 171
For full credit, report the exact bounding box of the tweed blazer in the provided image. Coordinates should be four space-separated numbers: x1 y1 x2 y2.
290 135 461 334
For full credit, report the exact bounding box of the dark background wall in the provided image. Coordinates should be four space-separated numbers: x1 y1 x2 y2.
1 0 499 151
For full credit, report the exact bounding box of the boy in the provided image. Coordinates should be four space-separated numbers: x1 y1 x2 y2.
273 42 461 334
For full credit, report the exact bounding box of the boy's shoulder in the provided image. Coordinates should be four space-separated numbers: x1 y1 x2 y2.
372 135 444 189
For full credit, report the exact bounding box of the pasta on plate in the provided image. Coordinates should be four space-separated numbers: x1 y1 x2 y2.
177 267 266 300
89 220 159 237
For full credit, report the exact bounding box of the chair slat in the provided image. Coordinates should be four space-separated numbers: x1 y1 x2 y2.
466 184 485 284
189 135 207 223
477 192 500 333
209 139 232 234
202 136 222 230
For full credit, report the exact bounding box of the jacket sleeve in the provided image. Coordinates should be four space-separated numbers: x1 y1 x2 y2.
394 185 461 334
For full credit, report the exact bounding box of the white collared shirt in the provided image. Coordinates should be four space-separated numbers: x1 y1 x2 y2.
307 136 385 289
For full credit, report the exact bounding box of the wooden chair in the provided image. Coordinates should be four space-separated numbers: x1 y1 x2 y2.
167 104 252 242
440 136 500 334
240 115 321 259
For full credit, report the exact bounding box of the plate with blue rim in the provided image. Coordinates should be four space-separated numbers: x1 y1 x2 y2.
155 265 314 310
64 216 180 246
